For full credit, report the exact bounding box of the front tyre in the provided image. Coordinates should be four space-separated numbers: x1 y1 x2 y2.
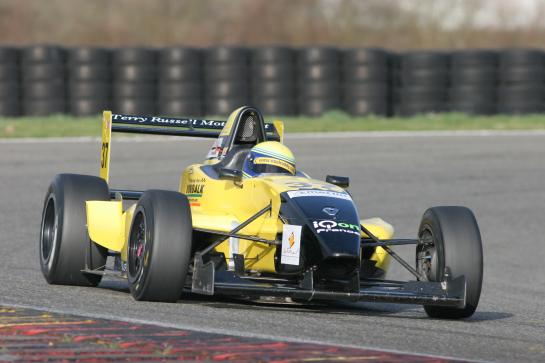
128 190 192 302
417 206 483 319
39 174 109 286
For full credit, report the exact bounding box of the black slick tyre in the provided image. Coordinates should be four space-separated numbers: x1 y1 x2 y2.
417 206 483 319
128 190 192 302
39 174 109 286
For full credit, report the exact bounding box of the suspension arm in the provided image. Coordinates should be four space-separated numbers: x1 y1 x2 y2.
196 202 273 257
360 224 425 280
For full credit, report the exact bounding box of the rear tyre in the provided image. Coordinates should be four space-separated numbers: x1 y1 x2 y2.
128 190 192 302
417 206 483 319
39 174 109 286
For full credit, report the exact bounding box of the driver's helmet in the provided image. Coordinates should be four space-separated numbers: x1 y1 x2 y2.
242 141 296 178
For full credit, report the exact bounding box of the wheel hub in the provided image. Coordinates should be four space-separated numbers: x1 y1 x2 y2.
129 212 147 280
417 229 437 281
41 196 57 264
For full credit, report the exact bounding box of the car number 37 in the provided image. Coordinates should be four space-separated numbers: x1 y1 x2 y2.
284 181 340 191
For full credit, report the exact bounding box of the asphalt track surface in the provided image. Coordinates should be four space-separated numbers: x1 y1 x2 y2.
1 131 544 362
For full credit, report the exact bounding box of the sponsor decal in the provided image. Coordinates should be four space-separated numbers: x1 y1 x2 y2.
186 179 206 205
284 181 342 192
112 114 226 129
254 157 295 174
111 113 276 133
112 114 148 123
289 232 295 248
186 184 204 195
206 138 224 159
322 207 339 216
287 190 352 200
281 224 302 265
312 220 360 236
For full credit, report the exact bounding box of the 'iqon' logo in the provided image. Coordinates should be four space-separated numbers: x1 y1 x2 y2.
312 220 360 236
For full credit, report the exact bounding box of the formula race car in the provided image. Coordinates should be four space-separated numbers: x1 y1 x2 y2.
39 106 483 319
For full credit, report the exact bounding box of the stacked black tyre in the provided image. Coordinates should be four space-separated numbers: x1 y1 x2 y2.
0 47 20 116
112 48 157 115
297 47 341 116
449 50 498 115
341 48 390 116
158 47 203 117
67 47 111 116
498 49 545 114
21 46 66 116
250 47 295 115
394 51 450 116
204 47 249 115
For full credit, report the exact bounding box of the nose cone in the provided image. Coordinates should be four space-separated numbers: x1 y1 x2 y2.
309 219 361 261
283 191 362 274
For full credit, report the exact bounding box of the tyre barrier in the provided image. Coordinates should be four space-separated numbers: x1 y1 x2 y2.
251 46 296 115
497 49 545 114
68 47 111 116
112 47 157 115
204 47 248 115
297 47 340 116
1 45 545 117
394 51 450 116
449 50 499 115
157 48 202 117
21 45 66 116
0 47 19 116
342 48 391 116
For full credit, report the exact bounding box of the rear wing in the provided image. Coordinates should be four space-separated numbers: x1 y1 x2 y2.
99 111 284 183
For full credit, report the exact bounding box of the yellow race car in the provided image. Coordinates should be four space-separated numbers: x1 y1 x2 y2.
39 106 483 319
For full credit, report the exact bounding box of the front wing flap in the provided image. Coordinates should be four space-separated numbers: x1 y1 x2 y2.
213 276 466 308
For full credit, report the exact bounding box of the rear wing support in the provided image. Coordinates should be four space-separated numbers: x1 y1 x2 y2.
99 111 284 183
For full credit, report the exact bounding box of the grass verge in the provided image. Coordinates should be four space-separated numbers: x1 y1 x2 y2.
1 111 545 138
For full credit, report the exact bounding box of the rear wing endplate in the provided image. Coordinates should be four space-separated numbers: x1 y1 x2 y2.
99 111 284 183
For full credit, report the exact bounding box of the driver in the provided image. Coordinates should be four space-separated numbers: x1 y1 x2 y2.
242 141 296 178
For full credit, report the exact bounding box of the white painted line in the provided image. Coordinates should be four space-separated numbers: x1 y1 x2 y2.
1 129 544 144
1 301 484 362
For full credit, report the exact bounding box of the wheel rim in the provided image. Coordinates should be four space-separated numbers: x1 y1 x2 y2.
129 211 147 282
40 195 58 266
417 227 438 281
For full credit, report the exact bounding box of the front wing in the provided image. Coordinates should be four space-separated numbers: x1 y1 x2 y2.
190 256 466 308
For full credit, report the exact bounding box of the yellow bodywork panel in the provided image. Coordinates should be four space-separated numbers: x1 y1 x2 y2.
86 201 125 251
361 217 394 239
361 217 394 272
121 204 136 261
99 111 112 183
182 166 287 272
272 120 284 143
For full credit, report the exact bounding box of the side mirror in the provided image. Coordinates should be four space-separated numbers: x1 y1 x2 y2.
220 168 242 182
326 175 349 189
